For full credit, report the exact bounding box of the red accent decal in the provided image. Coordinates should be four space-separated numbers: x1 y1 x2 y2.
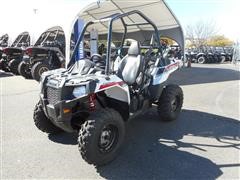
99 81 124 90
165 62 178 70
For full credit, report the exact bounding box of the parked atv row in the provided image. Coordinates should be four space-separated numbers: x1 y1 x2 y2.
0 32 30 73
0 27 66 81
185 46 233 64
18 27 65 81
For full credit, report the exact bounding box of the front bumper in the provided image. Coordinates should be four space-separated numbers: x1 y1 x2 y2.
40 94 88 132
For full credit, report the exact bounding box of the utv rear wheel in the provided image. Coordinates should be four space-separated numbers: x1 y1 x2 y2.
158 84 183 121
31 62 50 81
0 61 10 72
78 108 125 166
33 101 62 134
8 59 20 75
18 61 32 79
197 56 206 64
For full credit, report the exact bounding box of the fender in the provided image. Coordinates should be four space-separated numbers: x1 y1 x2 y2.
196 53 205 59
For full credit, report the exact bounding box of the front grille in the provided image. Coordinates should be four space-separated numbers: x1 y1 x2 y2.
47 87 61 105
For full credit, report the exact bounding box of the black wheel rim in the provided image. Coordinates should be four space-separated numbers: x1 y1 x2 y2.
171 95 180 112
98 124 118 153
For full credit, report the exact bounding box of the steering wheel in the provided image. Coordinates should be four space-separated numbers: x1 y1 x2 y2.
90 54 106 70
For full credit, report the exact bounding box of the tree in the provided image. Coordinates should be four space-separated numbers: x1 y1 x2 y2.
161 37 175 45
185 20 218 48
207 35 234 46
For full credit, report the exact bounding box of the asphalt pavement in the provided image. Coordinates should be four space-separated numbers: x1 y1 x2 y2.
1 63 240 179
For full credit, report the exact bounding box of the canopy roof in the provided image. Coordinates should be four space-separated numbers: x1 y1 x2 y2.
80 0 180 31
65 0 184 65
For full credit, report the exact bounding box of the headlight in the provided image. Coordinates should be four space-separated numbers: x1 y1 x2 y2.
73 86 86 97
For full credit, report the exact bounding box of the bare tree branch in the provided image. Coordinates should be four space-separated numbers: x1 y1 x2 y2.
185 20 218 48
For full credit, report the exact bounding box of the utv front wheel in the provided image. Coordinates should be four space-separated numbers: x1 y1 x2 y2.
31 62 50 81
78 108 125 166
33 101 62 134
158 84 183 121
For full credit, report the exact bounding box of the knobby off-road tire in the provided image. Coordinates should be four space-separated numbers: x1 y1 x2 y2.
78 108 125 166
158 84 183 121
0 60 10 72
33 101 62 134
8 59 20 75
18 61 32 79
31 62 50 81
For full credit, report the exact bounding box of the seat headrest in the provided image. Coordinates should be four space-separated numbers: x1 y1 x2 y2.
128 41 140 56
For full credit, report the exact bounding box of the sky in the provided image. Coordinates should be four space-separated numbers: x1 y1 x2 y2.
0 0 239 43
166 0 239 41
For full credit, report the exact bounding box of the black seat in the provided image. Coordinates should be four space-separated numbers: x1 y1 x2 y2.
117 42 144 85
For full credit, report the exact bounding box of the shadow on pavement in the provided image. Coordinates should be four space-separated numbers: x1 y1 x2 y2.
48 132 78 145
0 70 13 78
96 109 240 179
48 108 240 178
168 65 240 86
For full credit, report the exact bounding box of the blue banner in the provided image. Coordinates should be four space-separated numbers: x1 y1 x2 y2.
74 19 84 61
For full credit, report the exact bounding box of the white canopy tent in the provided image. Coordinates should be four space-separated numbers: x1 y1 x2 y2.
1 0 184 67
64 0 184 66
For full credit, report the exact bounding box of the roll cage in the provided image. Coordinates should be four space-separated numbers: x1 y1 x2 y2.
71 10 163 75
0 34 9 47
11 32 30 47
35 29 65 46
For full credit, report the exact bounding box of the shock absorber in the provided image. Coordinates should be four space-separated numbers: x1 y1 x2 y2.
89 93 96 111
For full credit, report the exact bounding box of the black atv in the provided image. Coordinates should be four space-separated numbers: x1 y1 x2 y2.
196 46 216 64
0 32 30 74
0 34 9 71
185 47 198 63
18 27 65 81
212 47 226 63
33 10 184 166
223 46 233 62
